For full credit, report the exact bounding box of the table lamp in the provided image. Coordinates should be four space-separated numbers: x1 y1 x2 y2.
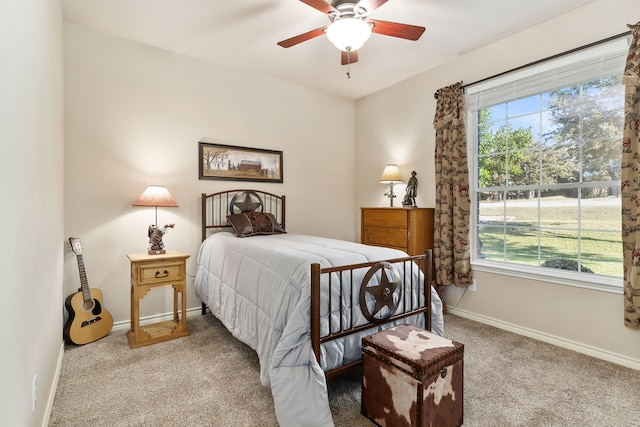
379 164 404 207
133 185 178 254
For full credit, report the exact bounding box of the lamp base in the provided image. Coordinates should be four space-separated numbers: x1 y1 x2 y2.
147 224 175 256
384 183 397 207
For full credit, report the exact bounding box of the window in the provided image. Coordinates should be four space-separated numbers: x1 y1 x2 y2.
466 37 630 288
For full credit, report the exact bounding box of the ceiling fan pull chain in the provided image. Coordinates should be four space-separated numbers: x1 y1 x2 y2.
346 48 351 79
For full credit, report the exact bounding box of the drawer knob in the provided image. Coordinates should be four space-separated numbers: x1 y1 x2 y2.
155 269 169 278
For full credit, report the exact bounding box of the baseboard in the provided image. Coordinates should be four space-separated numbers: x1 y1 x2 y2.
111 306 203 332
42 341 64 427
447 307 640 371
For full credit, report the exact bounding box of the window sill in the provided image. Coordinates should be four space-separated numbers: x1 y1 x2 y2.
471 259 623 294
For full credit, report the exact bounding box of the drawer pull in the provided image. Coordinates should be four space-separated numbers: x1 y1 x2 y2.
155 269 169 278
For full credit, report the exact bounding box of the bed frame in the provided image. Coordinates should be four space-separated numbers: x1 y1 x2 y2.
200 189 432 378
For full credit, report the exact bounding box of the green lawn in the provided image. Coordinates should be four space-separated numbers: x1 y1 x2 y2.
478 198 622 276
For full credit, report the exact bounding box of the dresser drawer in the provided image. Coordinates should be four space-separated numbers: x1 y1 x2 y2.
362 209 408 228
362 226 408 250
135 261 185 285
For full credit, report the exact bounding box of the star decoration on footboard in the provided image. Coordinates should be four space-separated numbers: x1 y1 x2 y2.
359 262 402 323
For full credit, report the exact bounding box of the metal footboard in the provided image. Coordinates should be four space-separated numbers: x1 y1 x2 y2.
311 250 432 378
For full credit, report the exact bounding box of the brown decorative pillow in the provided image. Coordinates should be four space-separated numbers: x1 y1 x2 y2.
226 212 286 238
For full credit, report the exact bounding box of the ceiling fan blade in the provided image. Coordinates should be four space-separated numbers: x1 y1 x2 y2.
369 19 425 41
299 0 337 14
277 27 327 48
341 50 359 65
356 0 389 13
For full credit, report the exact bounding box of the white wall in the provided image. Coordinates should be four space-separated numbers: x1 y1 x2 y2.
355 0 640 367
0 1 64 425
63 24 355 325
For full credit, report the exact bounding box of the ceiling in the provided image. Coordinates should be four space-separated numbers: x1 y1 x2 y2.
61 0 598 99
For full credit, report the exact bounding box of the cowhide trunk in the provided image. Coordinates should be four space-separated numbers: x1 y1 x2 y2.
362 323 464 427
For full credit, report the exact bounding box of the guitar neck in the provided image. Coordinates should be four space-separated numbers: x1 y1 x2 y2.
76 254 91 302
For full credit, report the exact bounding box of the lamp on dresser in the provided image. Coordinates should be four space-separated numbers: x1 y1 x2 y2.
133 185 179 255
379 164 404 207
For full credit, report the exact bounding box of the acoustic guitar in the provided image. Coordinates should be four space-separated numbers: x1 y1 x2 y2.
63 237 113 345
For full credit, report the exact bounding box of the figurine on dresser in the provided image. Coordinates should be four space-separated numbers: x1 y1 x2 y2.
403 170 418 208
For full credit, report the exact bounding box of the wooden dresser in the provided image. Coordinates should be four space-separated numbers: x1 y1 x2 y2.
361 207 444 312
360 207 434 256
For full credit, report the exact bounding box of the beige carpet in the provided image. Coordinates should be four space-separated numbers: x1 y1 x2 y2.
50 313 638 426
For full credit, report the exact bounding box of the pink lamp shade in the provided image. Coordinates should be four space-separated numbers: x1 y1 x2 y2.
133 185 178 227
133 185 179 208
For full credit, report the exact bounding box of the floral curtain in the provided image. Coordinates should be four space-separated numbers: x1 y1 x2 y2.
433 82 472 287
622 22 640 330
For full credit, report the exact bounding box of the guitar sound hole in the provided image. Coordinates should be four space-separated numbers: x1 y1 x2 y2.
81 299 102 315
91 299 102 315
82 299 95 311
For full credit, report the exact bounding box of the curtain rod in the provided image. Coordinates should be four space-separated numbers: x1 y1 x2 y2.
433 30 632 99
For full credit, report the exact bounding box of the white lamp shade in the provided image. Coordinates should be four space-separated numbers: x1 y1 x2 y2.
379 164 404 184
326 18 372 52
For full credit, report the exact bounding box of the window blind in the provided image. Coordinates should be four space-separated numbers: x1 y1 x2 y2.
466 36 630 111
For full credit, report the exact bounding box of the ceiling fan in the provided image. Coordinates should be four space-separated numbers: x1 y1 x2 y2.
277 0 426 65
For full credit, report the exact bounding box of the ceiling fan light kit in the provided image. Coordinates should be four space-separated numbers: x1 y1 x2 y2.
326 18 372 52
278 0 425 66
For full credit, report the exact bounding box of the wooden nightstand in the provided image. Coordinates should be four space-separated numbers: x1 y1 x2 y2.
127 251 190 349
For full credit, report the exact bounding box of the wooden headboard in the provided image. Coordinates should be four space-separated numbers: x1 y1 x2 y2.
201 189 286 241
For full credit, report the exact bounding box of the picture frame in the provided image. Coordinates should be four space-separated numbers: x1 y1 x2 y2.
199 142 283 183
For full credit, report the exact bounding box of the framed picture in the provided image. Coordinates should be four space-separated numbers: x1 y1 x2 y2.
199 142 283 183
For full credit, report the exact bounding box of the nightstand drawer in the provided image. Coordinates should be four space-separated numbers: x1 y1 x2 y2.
136 262 184 285
362 226 408 249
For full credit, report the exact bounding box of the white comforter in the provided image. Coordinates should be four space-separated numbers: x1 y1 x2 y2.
195 232 444 427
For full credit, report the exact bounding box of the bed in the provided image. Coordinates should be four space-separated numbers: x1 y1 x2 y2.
195 189 444 426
